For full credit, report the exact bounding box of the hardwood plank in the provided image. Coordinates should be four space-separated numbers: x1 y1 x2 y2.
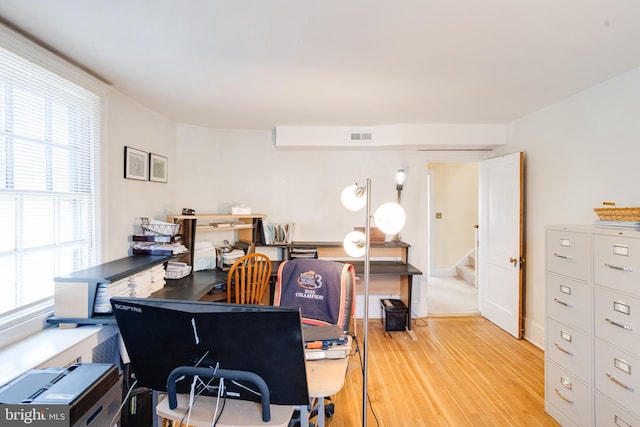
324 316 558 426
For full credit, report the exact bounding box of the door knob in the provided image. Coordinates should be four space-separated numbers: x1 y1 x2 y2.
509 257 518 266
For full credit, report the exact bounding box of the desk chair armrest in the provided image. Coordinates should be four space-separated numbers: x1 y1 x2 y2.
166 366 272 422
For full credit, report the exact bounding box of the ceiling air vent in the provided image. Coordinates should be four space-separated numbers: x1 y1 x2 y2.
350 132 373 142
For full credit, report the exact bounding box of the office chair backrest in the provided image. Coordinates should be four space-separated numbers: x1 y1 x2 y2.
274 259 355 332
226 253 272 304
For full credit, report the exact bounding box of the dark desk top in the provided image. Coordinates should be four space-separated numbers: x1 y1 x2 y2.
152 260 422 302
49 258 422 324
349 261 422 276
54 255 170 283
151 269 227 301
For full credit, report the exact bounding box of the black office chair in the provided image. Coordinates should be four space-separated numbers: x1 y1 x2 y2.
273 259 356 426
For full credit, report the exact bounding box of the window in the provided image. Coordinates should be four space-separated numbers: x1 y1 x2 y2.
0 25 105 346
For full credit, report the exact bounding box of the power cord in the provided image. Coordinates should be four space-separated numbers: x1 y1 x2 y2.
411 311 429 328
347 332 381 427
176 362 227 427
109 379 138 427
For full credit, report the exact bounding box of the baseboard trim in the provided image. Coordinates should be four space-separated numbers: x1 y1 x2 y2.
524 317 544 350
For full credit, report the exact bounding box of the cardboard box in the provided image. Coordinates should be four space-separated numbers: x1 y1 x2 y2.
354 226 385 244
231 205 251 215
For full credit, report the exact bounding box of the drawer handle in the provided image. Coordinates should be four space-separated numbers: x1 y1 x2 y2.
554 343 573 356
606 318 633 331
554 298 572 308
615 414 632 427
605 263 633 272
606 372 635 392
554 388 573 404
554 253 574 260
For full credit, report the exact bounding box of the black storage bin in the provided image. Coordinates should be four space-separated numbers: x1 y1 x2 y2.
380 299 407 331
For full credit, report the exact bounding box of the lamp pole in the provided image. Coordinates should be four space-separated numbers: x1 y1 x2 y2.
362 178 371 426
393 186 402 243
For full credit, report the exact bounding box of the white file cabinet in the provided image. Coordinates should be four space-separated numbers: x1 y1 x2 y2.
545 225 640 426
545 226 592 427
593 231 640 425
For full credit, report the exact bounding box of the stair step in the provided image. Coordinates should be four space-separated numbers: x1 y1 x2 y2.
468 253 475 269
456 264 476 285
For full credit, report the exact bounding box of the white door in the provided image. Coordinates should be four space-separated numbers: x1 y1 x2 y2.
478 152 524 338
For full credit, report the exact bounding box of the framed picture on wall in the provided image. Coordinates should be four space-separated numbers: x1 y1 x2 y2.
124 146 149 180
149 153 168 183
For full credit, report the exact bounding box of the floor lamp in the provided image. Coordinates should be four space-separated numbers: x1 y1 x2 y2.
342 178 406 426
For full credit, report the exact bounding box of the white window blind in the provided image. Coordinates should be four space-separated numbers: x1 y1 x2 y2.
0 30 103 328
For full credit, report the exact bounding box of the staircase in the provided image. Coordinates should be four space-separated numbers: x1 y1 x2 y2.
455 251 476 286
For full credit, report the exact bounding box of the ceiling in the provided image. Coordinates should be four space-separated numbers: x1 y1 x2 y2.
1 1 640 130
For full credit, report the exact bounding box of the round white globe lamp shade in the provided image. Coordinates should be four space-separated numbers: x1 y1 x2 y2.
343 231 366 257
374 202 406 235
341 184 366 211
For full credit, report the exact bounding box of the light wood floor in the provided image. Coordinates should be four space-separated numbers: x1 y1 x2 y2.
324 316 559 427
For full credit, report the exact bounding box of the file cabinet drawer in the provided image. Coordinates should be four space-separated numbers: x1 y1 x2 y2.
595 339 640 418
546 229 589 281
594 286 640 355
594 234 640 296
546 361 590 427
546 272 589 331
546 318 589 381
595 391 640 427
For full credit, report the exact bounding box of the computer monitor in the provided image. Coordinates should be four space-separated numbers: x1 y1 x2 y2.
111 297 309 406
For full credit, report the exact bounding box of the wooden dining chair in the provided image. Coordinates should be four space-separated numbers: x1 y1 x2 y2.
226 253 272 304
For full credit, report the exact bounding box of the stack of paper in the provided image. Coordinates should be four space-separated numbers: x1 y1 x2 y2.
165 261 192 279
222 249 245 267
131 242 188 256
149 264 166 292
94 277 131 314
129 270 152 298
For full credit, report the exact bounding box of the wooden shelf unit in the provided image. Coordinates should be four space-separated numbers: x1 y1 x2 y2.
166 213 266 268
277 240 410 262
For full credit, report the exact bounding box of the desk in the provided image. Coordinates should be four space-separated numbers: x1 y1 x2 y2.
151 264 280 304
276 241 423 331
151 269 228 301
153 259 422 331
154 261 422 336
348 260 422 331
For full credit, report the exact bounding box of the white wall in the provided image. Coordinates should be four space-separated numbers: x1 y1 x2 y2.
174 124 433 315
104 90 177 260
103 64 640 346
429 162 478 272
495 66 640 347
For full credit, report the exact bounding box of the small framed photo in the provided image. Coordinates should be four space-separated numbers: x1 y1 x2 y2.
149 153 168 183
124 146 149 181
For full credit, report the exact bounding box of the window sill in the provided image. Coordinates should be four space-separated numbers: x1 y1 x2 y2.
0 324 119 386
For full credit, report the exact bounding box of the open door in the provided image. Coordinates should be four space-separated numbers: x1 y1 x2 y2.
478 152 524 338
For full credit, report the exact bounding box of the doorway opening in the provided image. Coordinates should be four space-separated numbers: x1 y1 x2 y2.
427 162 479 316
